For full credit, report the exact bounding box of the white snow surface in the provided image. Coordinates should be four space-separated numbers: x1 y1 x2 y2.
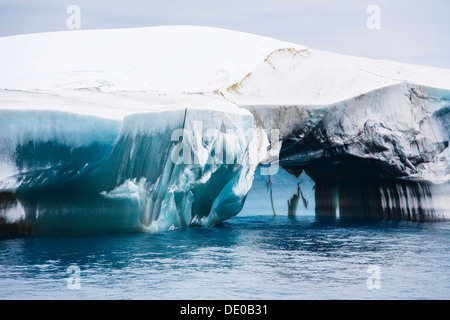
0 26 450 115
0 25 299 93
224 47 450 105
1 25 450 111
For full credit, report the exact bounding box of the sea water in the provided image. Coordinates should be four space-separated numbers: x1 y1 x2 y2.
0 215 449 300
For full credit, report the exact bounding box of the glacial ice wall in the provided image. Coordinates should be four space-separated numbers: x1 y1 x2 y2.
99 108 256 231
240 83 449 221
243 84 447 179
0 109 121 190
0 108 257 234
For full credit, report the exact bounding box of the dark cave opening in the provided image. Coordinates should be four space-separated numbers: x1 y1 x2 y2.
281 154 438 221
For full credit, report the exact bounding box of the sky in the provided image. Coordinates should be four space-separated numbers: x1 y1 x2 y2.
0 0 449 68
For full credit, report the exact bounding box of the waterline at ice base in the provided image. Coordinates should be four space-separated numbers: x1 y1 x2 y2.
0 26 449 236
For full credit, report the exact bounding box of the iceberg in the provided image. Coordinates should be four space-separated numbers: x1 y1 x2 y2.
0 26 449 235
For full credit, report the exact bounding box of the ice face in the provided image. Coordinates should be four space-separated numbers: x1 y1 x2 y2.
0 108 257 234
244 84 449 183
0 110 121 190
113 109 255 231
273 84 450 221
94 108 256 231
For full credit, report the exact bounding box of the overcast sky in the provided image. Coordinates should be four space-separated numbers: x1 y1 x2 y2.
0 0 449 68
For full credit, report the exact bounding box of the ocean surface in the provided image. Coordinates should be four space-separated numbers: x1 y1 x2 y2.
0 215 449 300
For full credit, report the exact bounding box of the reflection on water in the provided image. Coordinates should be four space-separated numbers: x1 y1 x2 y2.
1 216 449 299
